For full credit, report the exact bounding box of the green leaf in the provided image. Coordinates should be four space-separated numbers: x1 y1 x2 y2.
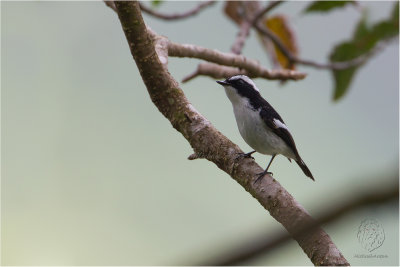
304 1 355 13
353 14 369 39
329 2 399 101
151 0 163 8
392 1 399 22
332 67 358 100
330 43 359 100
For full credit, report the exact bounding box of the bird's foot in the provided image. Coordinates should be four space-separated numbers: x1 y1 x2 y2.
236 150 256 160
254 170 273 184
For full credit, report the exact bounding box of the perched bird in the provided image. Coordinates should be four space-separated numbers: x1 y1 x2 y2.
216 75 314 182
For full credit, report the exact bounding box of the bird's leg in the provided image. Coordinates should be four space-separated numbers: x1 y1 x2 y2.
254 154 276 183
236 150 256 160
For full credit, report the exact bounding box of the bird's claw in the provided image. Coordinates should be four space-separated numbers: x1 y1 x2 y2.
236 151 256 160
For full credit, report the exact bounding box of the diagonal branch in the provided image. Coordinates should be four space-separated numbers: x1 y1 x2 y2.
111 1 350 265
139 1 216 21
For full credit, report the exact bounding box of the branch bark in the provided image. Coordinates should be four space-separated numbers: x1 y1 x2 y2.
112 1 350 265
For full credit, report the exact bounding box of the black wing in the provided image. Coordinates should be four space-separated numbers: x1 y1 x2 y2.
259 104 301 160
259 100 314 180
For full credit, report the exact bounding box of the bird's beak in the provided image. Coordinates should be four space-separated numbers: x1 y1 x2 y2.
216 80 229 86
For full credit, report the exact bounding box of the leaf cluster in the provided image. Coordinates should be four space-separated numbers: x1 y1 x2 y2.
329 2 399 100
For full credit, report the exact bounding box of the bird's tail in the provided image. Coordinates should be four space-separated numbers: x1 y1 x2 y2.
296 158 314 181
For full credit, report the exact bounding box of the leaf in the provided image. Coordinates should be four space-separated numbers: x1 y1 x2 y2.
151 0 163 8
304 1 355 13
224 1 243 24
329 3 399 101
330 43 358 100
263 15 299 70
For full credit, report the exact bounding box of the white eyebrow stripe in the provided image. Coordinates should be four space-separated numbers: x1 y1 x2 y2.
229 75 260 92
273 118 289 131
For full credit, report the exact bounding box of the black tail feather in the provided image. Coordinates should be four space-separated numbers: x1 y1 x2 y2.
296 159 314 181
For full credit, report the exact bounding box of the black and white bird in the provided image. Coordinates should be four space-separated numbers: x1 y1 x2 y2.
217 75 314 181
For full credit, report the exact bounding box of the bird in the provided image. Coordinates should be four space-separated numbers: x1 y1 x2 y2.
216 75 314 182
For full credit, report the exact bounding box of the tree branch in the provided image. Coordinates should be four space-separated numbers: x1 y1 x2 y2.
111 1 349 265
231 20 252 55
139 1 216 21
167 41 307 81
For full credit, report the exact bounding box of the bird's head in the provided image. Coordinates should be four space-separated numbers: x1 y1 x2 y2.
216 75 261 105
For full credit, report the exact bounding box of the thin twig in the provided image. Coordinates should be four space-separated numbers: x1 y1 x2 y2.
250 1 285 68
139 1 216 21
231 1 283 55
295 41 391 69
231 21 252 55
254 21 297 62
253 13 394 70
252 0 283 25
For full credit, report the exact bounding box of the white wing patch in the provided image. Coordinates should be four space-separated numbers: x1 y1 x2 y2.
229 75 260 92
273 118 289 131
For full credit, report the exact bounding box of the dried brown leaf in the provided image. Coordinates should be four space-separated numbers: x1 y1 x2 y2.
224 1 261 25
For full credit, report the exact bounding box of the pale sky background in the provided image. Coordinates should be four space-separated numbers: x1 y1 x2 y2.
2 1 399 266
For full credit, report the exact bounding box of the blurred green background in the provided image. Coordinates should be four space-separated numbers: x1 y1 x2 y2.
2 1 398 265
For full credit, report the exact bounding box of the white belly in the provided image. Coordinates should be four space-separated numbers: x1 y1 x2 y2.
233 105 296 159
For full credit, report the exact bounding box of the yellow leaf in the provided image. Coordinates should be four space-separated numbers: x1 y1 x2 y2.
264 15 299 70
